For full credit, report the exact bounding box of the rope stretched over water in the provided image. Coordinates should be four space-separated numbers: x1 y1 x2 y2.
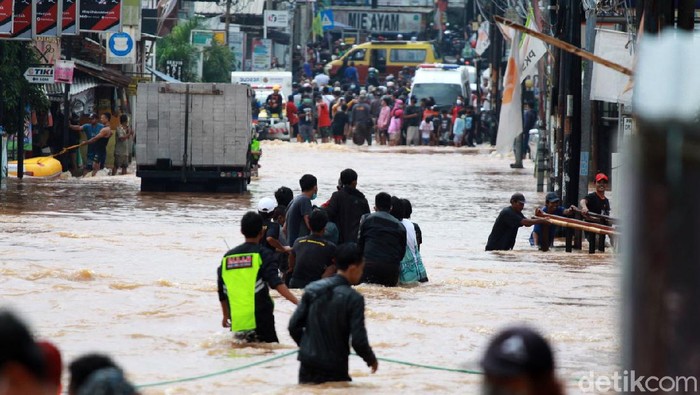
134 350 485 389
135 350 299 389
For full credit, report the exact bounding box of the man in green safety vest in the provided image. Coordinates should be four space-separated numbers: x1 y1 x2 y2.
218 211 298 342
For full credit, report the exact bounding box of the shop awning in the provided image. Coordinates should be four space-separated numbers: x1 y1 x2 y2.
73 59 132 87
43 78 102 102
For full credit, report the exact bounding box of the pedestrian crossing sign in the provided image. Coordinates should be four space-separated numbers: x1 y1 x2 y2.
321 10 334 31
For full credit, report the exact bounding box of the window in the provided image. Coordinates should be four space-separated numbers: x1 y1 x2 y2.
349 49 366 61
390 49 426 63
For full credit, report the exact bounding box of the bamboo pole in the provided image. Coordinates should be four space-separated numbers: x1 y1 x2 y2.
535 210 617 234
494 15 634 77
543 217 618 236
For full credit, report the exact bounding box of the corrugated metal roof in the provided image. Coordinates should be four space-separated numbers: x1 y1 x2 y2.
194 0 265 15
145 66 182 83
43 78 101 102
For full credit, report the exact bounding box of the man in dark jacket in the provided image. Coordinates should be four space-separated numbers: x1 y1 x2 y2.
326 169 370 244
357 192 406 286
288 243 378 384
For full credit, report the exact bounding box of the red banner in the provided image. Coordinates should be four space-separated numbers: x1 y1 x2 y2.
3 0 31 39
79 0 121 33
62 0 78 35
34 0 61 37
0 0 12 35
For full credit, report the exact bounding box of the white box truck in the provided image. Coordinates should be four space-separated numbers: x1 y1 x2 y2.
134 83 255 192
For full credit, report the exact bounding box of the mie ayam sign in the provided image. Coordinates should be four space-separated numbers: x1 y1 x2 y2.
333 10 422 32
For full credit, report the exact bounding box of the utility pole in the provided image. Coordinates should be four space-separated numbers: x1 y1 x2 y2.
564 0 581 212
626 0 699 386
225 0 232 46
579 6 596 214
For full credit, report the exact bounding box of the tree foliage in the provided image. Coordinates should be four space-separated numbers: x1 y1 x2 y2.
156 19 200 81
156 19 235 83
202 43 233 83
0 42 50 135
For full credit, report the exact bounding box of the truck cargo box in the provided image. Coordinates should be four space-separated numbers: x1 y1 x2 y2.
135 83 254 192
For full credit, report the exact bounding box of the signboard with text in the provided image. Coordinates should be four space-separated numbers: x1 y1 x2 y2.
33 0 62 37
0 0 13 35
264 10 288 28
333 10 422 32
79 0 121 33
24 66 54 83
62 0 78 35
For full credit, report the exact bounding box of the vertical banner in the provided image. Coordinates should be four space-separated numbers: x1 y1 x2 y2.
33 0 62 37
228 31 246 71
79 0 121 33
495 30 523 155
62 0 78 35
0 0 13 35
2 0 31 39
251 38 271 71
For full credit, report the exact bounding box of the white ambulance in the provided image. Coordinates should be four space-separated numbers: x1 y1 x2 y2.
409 64 473 111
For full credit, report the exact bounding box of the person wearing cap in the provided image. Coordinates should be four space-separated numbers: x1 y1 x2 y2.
480 326 564 395
580 172 612 253
485 193 548 251
218 212 298 343
258 197 290 256
265 85 283 117
530 192 575 251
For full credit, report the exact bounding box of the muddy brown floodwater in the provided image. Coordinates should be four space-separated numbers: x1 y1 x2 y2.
0 141 618 394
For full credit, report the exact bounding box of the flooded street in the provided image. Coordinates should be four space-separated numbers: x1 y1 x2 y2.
0 142 618 394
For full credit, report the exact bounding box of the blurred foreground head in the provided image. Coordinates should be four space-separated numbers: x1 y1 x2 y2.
0 309 48 395
480 326 563 395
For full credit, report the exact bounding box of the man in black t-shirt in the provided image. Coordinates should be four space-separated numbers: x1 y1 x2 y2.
580 172 612 252
485 193 548 251
289 210 337 289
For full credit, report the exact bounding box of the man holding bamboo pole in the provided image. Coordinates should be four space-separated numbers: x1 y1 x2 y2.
579 173 612 253
485 193 548 251
530 192 575 251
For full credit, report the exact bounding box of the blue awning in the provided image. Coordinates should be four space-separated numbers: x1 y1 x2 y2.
146 65 182 83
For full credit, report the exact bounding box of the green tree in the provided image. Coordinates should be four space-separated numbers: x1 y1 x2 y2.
202 43 233 83
0 42 49 135
156 19 200 81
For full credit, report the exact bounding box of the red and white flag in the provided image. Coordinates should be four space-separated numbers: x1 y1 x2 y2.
496 29 523 155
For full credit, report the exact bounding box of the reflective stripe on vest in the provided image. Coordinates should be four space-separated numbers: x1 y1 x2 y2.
221 252 263 332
